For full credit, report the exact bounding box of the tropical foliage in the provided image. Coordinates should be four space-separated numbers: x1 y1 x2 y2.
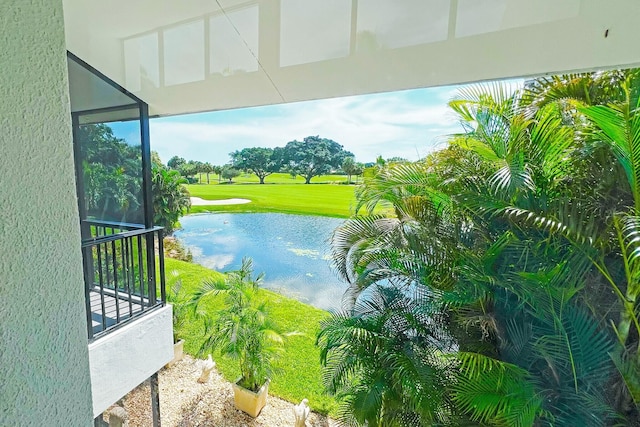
194 258 289 392
77 123 144 223
165 273 192 342
317 285 456 426
151 161 191 233
76 125 191 232
320 70 640 425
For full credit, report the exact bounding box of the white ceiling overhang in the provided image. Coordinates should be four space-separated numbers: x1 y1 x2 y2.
63 0 640 117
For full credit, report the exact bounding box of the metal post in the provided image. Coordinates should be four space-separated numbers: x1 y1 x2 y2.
158 229 166 304
140 102 157 306
72 114 96 339
140 102 154 229
150 373 161 427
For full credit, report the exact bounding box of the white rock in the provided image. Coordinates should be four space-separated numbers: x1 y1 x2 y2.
197 354 216 383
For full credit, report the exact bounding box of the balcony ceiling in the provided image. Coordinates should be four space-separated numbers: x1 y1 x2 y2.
63 0 640 117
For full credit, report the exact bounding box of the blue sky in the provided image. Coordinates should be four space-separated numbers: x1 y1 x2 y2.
148 84 468 166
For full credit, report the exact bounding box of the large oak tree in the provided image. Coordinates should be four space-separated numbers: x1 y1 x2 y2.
231 147 278 184
280 136 353 184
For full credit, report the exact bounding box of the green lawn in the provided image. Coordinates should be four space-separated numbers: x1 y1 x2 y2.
197 172 362 185
164 258 337 416
187 183 359 218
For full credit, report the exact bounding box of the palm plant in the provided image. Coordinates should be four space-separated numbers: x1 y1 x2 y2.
450 244 615 426
165 272 193 343
444 81 620 424
331 162 464 307
475 73 640 415
194 257 287 392
151 163 191 233
317 285 458 427
325 78 628 425
202 162 214 184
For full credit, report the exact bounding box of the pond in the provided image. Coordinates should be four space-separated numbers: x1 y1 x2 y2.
173 213 347 311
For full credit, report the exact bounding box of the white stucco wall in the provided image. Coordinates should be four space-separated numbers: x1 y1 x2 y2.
89 305 174 417
0 1 94 425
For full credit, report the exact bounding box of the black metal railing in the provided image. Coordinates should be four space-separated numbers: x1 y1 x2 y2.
81 220 166 339
83 219 146 237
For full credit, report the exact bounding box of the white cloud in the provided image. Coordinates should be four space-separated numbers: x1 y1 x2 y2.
150 87 465 165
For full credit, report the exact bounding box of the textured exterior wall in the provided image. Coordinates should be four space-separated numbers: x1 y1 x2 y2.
0 1 93 425
89 306 174 416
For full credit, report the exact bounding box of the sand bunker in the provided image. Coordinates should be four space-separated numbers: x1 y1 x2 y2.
190 197 251 206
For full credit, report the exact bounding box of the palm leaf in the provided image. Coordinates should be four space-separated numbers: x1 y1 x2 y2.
453 352 542 427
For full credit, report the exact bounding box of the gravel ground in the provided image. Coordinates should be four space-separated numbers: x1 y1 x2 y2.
119 355 337 427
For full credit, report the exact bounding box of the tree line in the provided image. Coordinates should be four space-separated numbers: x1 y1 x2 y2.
167 135 366 184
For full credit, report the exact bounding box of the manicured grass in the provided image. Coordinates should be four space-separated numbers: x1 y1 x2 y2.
197 172 361 185
164 258 337 415
187 183 358 218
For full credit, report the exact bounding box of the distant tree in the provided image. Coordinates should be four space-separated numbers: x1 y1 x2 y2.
167 156 186 170
386 156 409 164
213 165 223 182
178 161 198 182
202 162 214 184
231 147 279 184
281 136 353 184
151 151 164 167
354 162 365 183
222 166 241 183
287 168 298 180
341 156 363 184
191 160 205 183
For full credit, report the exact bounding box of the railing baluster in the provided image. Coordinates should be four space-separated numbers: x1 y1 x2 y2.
83 243 95 340
111 239 120 323
123 234 134 317
129 235 137 313
146 232 156 307
158 230 166 304
104 239 112 330
96 242 107 333
137 234 145 313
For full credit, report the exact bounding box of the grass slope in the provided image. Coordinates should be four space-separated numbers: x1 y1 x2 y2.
187 183 357 218
164 258 337 415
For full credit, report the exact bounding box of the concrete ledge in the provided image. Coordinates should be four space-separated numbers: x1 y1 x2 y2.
88 305 173 417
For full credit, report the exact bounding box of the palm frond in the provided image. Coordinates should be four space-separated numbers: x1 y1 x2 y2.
453 352 542 427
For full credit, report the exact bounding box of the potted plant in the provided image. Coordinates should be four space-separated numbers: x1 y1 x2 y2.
195 257 288 417
165 272 191 366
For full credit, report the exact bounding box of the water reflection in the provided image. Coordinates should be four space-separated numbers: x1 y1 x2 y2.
173 213 347 310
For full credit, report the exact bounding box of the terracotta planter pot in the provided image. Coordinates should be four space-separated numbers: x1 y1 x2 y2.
232 378 270 417
166 339 184 367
